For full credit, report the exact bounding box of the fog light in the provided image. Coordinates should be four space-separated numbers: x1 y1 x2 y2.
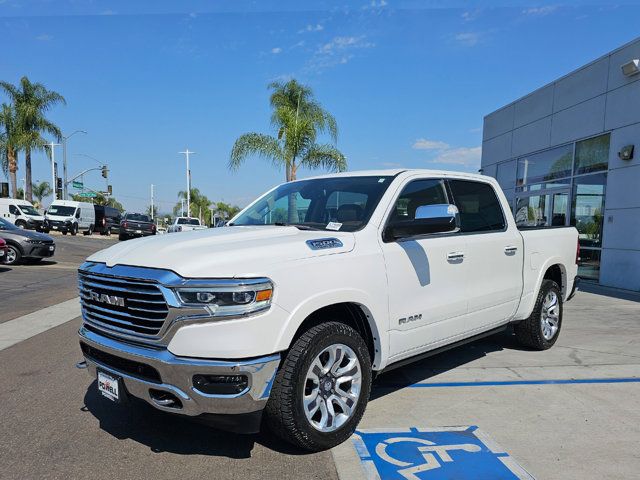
192 374 249 395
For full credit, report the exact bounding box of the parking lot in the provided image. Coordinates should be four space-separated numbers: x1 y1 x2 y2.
1 235 639 480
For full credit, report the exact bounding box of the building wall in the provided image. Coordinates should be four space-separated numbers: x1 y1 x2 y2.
482 37 640 291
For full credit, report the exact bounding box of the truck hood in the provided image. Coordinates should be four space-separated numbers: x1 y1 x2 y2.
87 226 355 278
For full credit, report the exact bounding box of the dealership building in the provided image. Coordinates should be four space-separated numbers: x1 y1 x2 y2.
481 37 640 291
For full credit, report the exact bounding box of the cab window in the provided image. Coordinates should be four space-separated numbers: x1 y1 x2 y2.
9 204 20 215
389 179 448 223
448 180 505 233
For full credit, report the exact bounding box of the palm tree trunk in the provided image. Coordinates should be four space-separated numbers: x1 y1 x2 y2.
8 147 18 199
287 160 298 223
25 147 33 202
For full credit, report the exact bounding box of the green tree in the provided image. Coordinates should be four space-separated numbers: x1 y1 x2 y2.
212 201 241 223
173 188 211 221
0 77 66 202
0 103 21 198
146 204 158 219
31 181 52 207
229 79 346 222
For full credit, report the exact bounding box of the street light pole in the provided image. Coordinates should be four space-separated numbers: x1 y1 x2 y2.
45 142 61 203
150 184 154 221
62 130 87 199
179 149 195 217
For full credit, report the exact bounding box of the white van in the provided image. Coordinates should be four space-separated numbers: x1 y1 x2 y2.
0 198 46 231
45 200 96 236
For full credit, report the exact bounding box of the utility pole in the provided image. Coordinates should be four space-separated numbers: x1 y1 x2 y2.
179 149 195 217
180 198 185 217
62 130 87 199
45 142 61 203
150 184 154 221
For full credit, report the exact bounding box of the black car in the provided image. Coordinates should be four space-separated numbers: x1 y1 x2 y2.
119 213 156 241
94 205 122 236
0 218 56 265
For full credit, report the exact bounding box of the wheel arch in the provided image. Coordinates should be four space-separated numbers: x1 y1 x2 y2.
276 292 387 371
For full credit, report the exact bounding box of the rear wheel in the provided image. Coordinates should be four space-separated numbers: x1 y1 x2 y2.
514 279 563 350
118 233 128 241
4 244 22 265
265 322 372 452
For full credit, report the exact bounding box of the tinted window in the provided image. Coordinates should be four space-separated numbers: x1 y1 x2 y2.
390 179 448 222
448 180 505 233
177 218 200 225
126 214 150 222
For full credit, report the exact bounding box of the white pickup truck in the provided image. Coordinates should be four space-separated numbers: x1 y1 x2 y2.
77 169 578 451
167 216 208 233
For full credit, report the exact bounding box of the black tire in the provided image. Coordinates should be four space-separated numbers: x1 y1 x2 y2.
84 224 94 236
62 231 67 235
71 223 78 236
42 229 50 234
118 233 128 241
514 279 563 350
106 228 112 236
265 322 372 452
15 220 27 229
4 244 22 265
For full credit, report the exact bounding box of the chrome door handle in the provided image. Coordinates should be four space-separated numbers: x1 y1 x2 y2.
504 246 518 254
447 252 465 261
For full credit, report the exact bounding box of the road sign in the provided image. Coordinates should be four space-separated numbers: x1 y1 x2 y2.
72 181 83 189
78 192 96 198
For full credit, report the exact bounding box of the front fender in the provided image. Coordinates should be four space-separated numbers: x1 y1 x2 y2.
274 289 389 370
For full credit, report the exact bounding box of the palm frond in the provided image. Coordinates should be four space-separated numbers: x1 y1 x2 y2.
229 133 284 170
300 143 347 172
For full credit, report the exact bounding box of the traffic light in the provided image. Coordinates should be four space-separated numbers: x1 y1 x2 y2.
107 184 112 195
56 178 63 198
101 166 108 178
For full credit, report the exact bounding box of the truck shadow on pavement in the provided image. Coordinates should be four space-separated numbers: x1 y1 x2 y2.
82 384 311 457
370 328 524 401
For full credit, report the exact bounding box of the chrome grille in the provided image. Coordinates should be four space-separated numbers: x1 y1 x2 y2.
78 271 169 338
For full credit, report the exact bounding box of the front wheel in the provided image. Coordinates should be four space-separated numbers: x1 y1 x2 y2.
265 322 372 452
15 221 26 229
4 244 21 265
70 224 78 236
514 279 563 350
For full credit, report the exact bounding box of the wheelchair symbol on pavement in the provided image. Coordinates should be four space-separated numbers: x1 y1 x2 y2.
351 427 535 480
376 436 481 480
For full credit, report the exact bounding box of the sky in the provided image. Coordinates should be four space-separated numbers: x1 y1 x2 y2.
1 0 639 213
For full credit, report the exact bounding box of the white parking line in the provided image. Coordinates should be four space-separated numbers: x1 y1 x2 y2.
0 298 81 351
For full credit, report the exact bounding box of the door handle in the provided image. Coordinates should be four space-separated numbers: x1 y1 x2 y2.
504 246 518 254
447 251 465 261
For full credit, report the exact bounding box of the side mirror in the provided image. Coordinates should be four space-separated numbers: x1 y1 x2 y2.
383 204 460 242
75 210 81 219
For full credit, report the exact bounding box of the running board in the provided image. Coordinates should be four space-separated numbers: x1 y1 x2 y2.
382 324 509 373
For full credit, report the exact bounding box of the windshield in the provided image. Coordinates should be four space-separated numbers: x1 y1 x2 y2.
0 218 18 230
19 205 40 216
47 206 76 217
126 214 150 222
231 176 393 232
177 218 200 225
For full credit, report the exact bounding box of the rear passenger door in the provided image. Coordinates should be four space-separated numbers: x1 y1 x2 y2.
447 178 523 333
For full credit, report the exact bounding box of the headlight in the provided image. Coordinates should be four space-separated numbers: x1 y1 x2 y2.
175 280 273 317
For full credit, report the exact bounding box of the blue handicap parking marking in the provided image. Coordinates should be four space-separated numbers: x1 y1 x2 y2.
353 427 532 480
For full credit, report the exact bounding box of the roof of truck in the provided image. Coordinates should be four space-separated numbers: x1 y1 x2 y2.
302 168 487 181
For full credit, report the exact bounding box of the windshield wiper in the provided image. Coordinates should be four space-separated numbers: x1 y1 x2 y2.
274 222 322 231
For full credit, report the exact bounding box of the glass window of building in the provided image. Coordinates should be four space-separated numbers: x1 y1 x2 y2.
574 133 610 175
516 144 573 189
496 160 517 189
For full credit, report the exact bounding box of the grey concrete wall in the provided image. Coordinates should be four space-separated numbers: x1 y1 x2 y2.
481 37 640 290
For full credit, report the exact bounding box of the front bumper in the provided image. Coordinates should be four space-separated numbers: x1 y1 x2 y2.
24 243 55 258
78 326 280 419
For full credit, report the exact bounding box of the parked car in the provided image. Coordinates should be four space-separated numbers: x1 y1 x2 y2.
167 216 208 233
45 200 95 235
94 205 122 236
0 198 46 231
0 237 7 263
119 213 156 241
0 217 55 264
77 169 578 451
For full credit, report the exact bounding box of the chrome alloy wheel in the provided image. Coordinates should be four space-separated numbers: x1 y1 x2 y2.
541 291 560 340
5 246 17 264
303 343 362 433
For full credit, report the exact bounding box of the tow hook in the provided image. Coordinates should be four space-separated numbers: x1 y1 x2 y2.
76 360 87 369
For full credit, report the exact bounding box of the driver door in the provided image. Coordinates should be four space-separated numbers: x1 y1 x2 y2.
380 177 469 362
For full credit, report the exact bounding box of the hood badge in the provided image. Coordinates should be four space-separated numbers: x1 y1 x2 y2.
306 238 344 250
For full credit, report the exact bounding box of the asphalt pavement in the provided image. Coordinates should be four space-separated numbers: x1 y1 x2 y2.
1 234 639 480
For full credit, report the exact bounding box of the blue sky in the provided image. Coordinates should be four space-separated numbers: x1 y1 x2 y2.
2 0 639 213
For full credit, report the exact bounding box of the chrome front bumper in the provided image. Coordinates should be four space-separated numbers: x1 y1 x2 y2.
78 326 280 417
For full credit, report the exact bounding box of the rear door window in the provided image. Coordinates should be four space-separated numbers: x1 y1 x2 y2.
448 179 505 233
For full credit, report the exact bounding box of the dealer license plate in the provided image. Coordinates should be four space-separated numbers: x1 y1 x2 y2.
97 371 120 402
135 229 142 234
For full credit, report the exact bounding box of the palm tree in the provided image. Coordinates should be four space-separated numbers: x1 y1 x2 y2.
0 77 66 202
31 181 52 207
229 79 346 221
0 103 21 198
173 188 211 220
